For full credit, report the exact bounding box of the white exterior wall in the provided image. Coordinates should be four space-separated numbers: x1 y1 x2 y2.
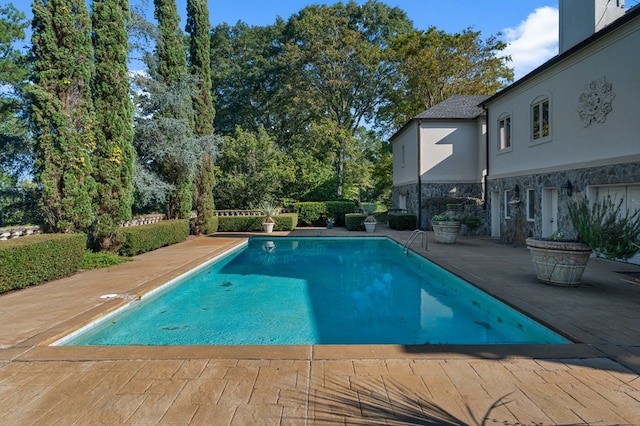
487 20 640 177
419 120 484 182
391 122 419 186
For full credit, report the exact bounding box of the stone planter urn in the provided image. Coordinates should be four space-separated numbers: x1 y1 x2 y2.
525 238 592 286
432 220 461 244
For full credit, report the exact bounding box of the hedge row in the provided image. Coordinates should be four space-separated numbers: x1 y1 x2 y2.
217 213 298 232
345 212 389 231
388 213 417 230
293 201 356 226
0 233 86 293
117 219 189 256
190 215 219 235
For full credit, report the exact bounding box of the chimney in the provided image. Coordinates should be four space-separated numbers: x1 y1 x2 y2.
559 0 626 53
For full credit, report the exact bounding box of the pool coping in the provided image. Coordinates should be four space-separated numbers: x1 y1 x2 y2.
6 230 639 374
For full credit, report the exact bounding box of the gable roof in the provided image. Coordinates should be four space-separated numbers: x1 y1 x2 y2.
483 4 640 106
389 94 489 141
414 95 490 120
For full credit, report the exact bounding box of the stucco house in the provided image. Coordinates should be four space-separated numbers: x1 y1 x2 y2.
391 0 640 254
390 95 489 229
483 0 639 245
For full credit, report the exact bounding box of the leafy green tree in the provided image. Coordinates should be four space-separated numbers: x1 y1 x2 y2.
133 76 197 219
91 0 135 250
381 27 514 130
210 20 302 140
214 127 295 209
282 0 413 198
29 0 96 233
186 0 216 234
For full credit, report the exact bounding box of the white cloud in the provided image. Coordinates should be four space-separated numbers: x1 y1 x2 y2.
503 6 559 80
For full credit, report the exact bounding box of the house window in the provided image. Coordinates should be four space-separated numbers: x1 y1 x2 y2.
504 190 511 219
498 115 511 151
526 189 536 221
532 98 550 141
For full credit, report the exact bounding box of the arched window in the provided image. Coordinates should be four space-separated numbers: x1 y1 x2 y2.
531 95 551 143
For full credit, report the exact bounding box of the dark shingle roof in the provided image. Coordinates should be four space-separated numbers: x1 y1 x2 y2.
414 95 490 120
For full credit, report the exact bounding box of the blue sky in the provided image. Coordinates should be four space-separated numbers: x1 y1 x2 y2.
14 0 639 79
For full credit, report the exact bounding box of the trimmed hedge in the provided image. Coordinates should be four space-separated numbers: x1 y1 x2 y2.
190 215 219 235
293 202 326 226
345 213 367 231
117 219 189 256
217 213 298 232
325 201 357 226
294 201 356 226
389 213 417 230
345 212 388 231
0 233 86 293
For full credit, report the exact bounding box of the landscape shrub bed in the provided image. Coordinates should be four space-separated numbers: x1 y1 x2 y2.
294 201 356 226
388 213 417 230
325 201 356 226
0 233 86 293
217 213 298 232
117 219 189 256
190 215 219 235
293 202 326 226
345 213 367 231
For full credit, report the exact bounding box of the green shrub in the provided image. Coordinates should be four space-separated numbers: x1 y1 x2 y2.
274 213 298 231
217 215 263 232
294 201 356 226
217 214 298 232
190 215 219 235
389 213 417 230
117 220 189 256
82 250 131 269
345 213 367 231
325 201 356 226
293 202 327 226
0 233 86 293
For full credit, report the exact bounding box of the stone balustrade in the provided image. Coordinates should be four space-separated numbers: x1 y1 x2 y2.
0 225 42 241
214 210 264 217
121 214 166 227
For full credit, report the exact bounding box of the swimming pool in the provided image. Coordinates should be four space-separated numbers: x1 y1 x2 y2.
58 237 570 346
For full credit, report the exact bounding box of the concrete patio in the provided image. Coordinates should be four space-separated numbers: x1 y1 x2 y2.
1 226 639 425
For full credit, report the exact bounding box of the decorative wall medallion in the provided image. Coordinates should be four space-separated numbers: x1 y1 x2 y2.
577 76 615 127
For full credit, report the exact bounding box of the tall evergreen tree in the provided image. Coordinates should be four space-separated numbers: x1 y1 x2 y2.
186 0 214 136
30 0 96 233
153 0 185 86
186 0 216 234
152 0 193 219
91 0 135 250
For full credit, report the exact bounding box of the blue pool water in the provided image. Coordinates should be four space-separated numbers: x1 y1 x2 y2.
59 237 570 346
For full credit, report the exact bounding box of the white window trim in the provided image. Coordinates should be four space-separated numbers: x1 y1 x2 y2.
497 113 512 153
526 188 536 222
530 95 551 146
504 190 511 219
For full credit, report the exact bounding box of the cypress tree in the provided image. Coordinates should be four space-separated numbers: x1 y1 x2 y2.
153 0 192 219
186 0 216 234
91 0 135 250
30 0 96 233
154 0 186 86
186 0 214 136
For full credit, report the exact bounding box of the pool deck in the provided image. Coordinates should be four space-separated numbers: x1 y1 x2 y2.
1 226 640 424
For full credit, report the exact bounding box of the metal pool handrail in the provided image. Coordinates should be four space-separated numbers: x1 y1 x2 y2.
404 229 427 255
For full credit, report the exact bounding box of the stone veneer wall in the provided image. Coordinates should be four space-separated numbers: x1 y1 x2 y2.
392 182 485 230
488 161 640 244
